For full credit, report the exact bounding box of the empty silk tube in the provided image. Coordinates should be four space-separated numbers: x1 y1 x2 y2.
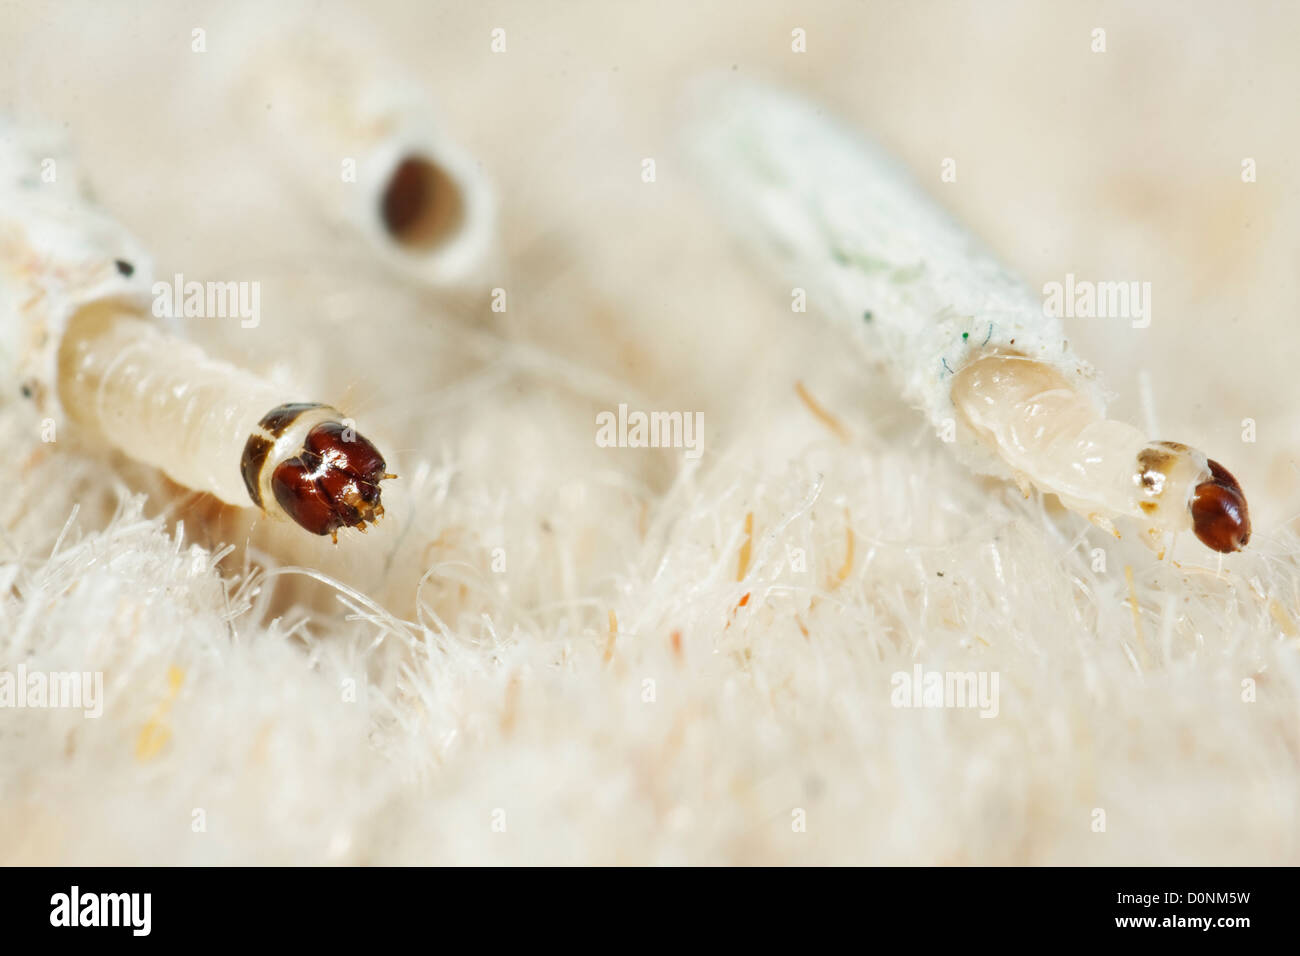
687 82 1248 553
222 18 495 287
0 129 392 541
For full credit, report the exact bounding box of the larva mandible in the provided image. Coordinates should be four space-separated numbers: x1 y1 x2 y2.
1 128 393 542
689 83 1249 554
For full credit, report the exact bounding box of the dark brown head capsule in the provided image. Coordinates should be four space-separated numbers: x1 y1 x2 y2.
1191 459 1250 553
271 422 392 541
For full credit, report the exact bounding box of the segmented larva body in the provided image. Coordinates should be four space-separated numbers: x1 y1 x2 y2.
56 306 390 540
952 353 1248 552
689 82 1249 553
59 304 288 506
2 124 391 541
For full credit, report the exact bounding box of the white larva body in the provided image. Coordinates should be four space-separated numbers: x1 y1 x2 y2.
217 10 495 287
1 121 391 538
1 124 262 508
687 81 1231 548
951 353 1207 541
56 303 293 507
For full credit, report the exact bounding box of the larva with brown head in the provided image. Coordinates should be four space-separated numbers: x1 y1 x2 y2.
950 352 1248 553
3 127 393 541
52 304 395 542
688 81 1252 556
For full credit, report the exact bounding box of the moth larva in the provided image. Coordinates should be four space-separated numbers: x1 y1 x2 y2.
688 82 1249 553
951 352 1248 553
58 305 391 540
1 126 392 541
